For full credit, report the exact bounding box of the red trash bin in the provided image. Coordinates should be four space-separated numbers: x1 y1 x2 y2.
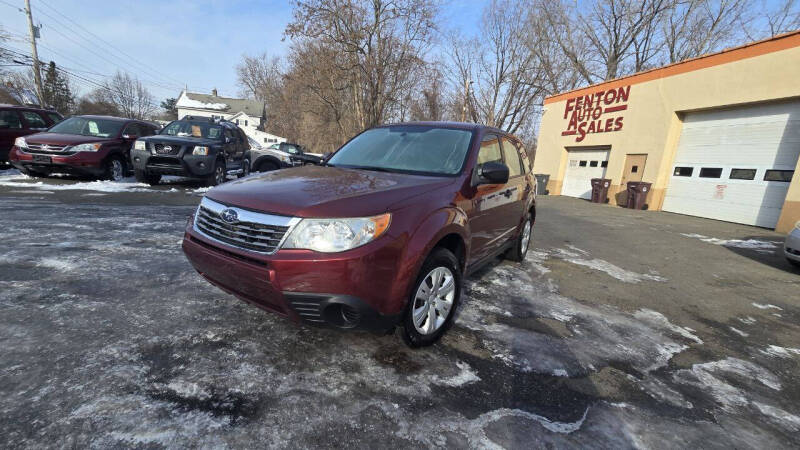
590 178 611 203
626 182 652 210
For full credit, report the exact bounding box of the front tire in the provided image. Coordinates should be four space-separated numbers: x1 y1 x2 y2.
134 169 161 186
401 248 461 348
205 159 226 187
257 160 279 172
506 213 533 262
788 258 800 269
239 159 251 178
104 155 125 181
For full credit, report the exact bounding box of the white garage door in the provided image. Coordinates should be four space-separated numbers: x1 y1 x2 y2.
562 147 610 199
662 101 800 228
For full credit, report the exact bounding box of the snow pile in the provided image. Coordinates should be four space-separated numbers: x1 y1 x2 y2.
176 95 228 111
681 233 780 252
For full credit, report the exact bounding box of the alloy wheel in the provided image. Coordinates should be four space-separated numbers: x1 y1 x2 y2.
215 166 225 185
412 266 455 335
110 159 124 181
521 219 531 254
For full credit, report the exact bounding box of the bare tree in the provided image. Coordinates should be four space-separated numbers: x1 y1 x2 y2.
663 0 749 64
286 0 438 129
97 71 156 120
744 0 800 40
236 52 284 104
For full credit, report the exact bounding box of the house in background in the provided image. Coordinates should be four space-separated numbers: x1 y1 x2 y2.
175 89 286 148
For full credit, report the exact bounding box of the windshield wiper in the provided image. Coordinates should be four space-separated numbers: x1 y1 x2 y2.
351 166 394 173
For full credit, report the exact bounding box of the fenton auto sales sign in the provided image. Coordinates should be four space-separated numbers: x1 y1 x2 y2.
561 85 630 142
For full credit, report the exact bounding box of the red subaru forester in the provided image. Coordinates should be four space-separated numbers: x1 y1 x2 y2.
182 122 536 347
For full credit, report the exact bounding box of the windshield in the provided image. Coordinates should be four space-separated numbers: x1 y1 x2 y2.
160 121 223 139
327 126 474 176
48 117 125 138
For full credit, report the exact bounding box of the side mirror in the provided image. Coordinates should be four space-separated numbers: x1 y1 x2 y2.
476 162 509 185
225 137 232 144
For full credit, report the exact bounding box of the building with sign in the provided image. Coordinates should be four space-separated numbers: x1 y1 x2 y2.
533 30 800 233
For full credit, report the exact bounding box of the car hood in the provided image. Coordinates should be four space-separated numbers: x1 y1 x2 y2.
205 165 456 218
24 133 113 145
146 135 221 146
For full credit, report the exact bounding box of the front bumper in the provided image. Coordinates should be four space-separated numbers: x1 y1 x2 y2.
785 227 800 263
181 217 407 333
9 146 106 176
131 148 217 178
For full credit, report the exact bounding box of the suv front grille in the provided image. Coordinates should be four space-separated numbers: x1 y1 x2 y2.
25 143 70 154
153 143 181 155
193 198 296 254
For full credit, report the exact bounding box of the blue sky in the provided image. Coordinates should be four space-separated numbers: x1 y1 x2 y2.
0 0 482 102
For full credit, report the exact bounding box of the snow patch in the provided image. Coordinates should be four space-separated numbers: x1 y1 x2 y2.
553 248 667 283
634 309 703 344
674 358 782 412
752 303 783 311
729 327 749 337
176 94 228 110
681 233 780 252
432 361 481 387
38 257 77 271
738 316 757 325
759 345 800 359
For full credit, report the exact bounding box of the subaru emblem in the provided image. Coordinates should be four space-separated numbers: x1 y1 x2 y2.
220 208 238 223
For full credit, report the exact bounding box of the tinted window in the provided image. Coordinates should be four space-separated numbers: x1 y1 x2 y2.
47 113 63 124
501 138 522 177
512 141 531 174
730 169 756 180
764 170 794 182
477 135 502 165
161 121 222 139
123 123 142 137
0 110 22 129
674 167 693 177
48 117 125 137
589 161 598 167
328 126 474 176
601 161 608 168
579 160 587 167
699 168 723 178
22 111 48 129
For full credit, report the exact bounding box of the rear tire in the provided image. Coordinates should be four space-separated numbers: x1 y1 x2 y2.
400 248 461 348
788 258 800 269
134 169 161 186
506 212 533 262
103 155 125 181
205 159 226 187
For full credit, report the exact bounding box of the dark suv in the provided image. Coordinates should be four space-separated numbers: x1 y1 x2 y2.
0 105 63 167
9 115 157 180
131 116 250 186
182 122 535 347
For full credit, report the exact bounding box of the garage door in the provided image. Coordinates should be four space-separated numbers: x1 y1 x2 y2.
562 147 610 199
662 101 800 228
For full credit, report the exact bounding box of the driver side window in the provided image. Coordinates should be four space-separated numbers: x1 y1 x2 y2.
477 135 502 165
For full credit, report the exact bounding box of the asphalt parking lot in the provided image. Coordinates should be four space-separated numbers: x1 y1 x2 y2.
1 170 799 449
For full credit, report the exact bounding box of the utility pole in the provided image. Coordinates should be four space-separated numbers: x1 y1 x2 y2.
24 0 45 107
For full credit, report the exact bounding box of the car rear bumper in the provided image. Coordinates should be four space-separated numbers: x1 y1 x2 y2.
181 218 406 333
9 146 106 176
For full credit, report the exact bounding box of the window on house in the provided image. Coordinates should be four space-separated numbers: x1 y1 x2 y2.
589 161 598 167
673 167 693 177
699 168 723 178
764 170 794 182
729 169 756 180
245 120 248 126
579 160 587 167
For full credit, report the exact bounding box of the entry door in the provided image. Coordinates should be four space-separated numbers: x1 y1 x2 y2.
621 154 647 185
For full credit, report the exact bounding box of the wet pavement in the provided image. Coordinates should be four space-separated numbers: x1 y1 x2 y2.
1 171 799 448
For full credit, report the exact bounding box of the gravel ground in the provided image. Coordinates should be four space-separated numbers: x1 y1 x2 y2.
1 171 799 449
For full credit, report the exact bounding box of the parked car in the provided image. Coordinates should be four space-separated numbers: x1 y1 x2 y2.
131 116 250 186
9 115 157 180
0 105 63 168
248 142 323 172
182 122 536 347
785 222 800 268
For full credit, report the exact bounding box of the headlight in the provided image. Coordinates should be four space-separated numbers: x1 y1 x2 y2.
71 143 102 152
14 137 27 148
282 213 391 253
279 154 290 162
134 140 147 151
193 146 209 156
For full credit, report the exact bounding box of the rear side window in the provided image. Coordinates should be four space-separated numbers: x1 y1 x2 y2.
513 141 531 173
477 135 502 165
0 110 22 129
674 167 693 177
699 168 723 178
500 137 522 177
47 113 63 124
764 170 794 182
21 111 48 129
